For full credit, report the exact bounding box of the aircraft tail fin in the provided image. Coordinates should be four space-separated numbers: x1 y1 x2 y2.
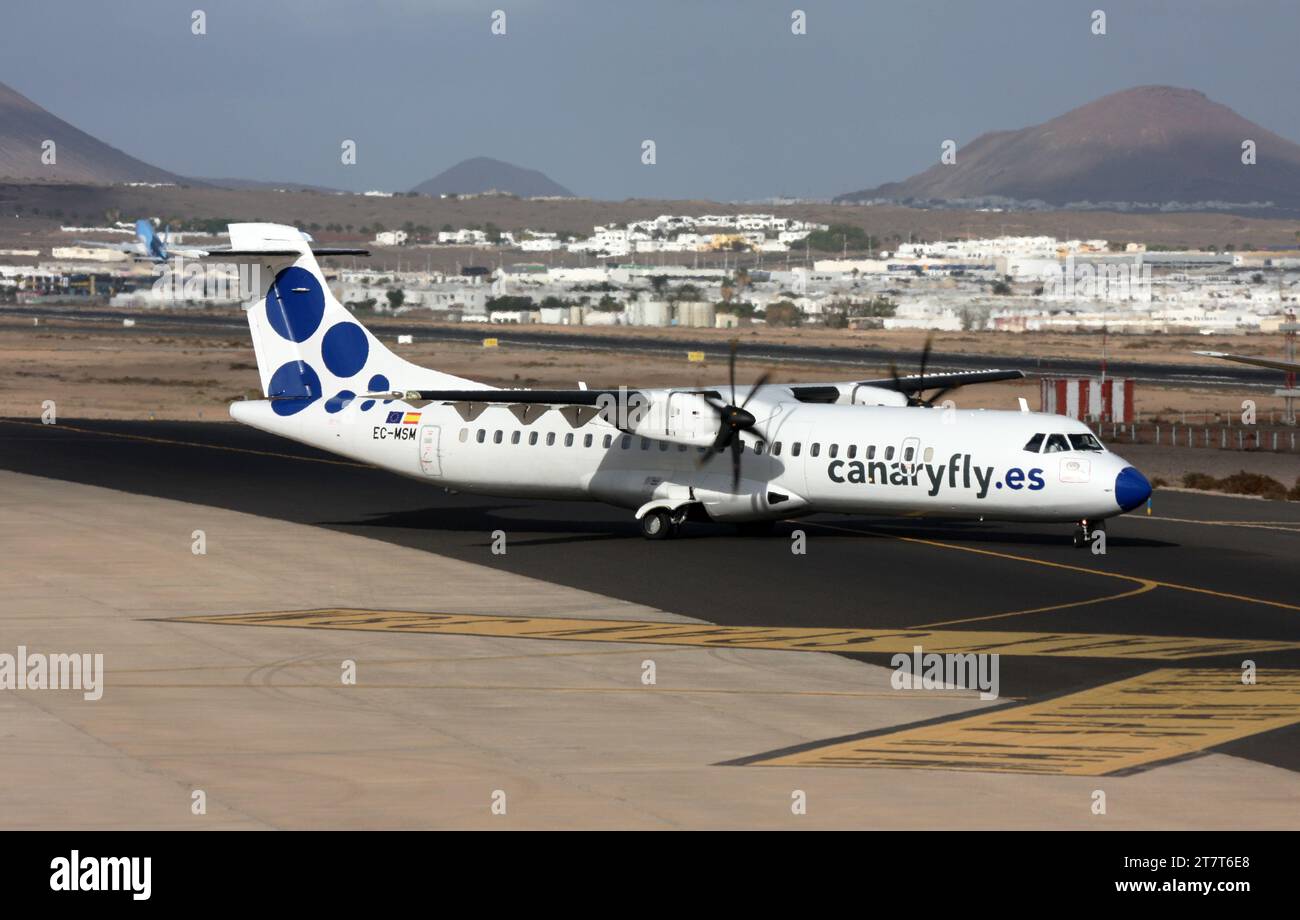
222 222 486 419
134 219 167 261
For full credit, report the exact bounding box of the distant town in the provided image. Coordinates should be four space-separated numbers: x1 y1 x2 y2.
6 211 1298 338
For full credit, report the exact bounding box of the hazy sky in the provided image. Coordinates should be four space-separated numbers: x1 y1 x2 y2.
3 0 1299 199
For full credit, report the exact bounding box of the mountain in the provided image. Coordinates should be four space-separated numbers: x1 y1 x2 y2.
836 86 1300 212
411 156 574 198
0 80 184 184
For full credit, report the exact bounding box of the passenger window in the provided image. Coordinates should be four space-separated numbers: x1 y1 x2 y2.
1023 433 1045 453
903 445 914 462
754 440 765 456
603 434 613 448
641 438 650 450
546 432 556 446
885 446 895 460
493 430 503 444
773 442 782 456
866 445 876 459
923 447 934 462
564 433 574 447
659 441 669 451
1044 434 1070 453
459 428 469 443
678 443 687 451
1068 433 1104 452
621 435 631 449
847 445 857 459
583 433 593 448
828 444 838 458
791 442 802 457
509 431 519 445
529 431 539 446
476 429 486 443
810 443 820 458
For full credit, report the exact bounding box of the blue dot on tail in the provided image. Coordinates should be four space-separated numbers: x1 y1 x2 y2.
268 360 322 416
364 374 390 408
321 322 369 377
265 267 325 343
325 390 355 414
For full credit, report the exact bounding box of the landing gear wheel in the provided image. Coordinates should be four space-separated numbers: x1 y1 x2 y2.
641 508 675 540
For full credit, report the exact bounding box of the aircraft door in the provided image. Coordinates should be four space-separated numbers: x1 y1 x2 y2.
419 425 442 476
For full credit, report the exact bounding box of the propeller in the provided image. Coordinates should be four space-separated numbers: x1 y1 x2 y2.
697 340 772 491
890 335 957 407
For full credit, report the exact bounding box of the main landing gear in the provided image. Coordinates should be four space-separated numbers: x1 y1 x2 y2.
1071 518 1104 549
640 507 679 540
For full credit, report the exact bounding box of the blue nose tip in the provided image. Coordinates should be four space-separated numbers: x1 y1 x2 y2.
1115 467 1152 512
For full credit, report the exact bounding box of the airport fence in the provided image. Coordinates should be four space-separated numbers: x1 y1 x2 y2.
1094 421 1300 454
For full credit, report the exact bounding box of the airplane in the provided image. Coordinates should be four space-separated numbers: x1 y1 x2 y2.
75 219 208 263
218 223 1152 546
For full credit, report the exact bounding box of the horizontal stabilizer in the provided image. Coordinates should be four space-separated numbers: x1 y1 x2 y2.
202 247 370 258
366 388 633 406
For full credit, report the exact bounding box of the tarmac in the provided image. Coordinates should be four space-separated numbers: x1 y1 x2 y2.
1 417 1298 828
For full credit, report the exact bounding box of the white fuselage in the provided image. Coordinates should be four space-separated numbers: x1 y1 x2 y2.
232 396 1141 525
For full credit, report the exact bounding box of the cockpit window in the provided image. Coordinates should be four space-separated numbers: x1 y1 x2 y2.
1068 433 1104 452
1043 434 1071 453
1023 433 1045 453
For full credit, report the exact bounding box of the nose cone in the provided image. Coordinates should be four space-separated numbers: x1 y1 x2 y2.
1115 466 1152 512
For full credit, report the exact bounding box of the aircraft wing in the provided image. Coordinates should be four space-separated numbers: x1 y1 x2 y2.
770 369 1024 405
1194 351 1299 374
373 371 1026 408
855 368 1026 393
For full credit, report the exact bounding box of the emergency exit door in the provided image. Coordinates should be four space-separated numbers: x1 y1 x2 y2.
419 425 441 475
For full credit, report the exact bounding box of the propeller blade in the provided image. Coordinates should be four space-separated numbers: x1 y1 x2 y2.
889 361 920 407
739 370 772 410
918 335 933 390
922 386 957 408
697 424 733 468
728 339 738 407
730 434 743 491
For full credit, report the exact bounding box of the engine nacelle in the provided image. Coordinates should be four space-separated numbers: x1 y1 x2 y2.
596 388 722 448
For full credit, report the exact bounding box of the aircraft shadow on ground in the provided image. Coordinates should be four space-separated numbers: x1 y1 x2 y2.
321 505 1178 550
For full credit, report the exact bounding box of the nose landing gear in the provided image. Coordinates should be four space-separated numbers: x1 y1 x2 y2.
1071 518 1105 549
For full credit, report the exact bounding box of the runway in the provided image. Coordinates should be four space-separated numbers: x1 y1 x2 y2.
0 303 1280 389
3 415 1299 779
